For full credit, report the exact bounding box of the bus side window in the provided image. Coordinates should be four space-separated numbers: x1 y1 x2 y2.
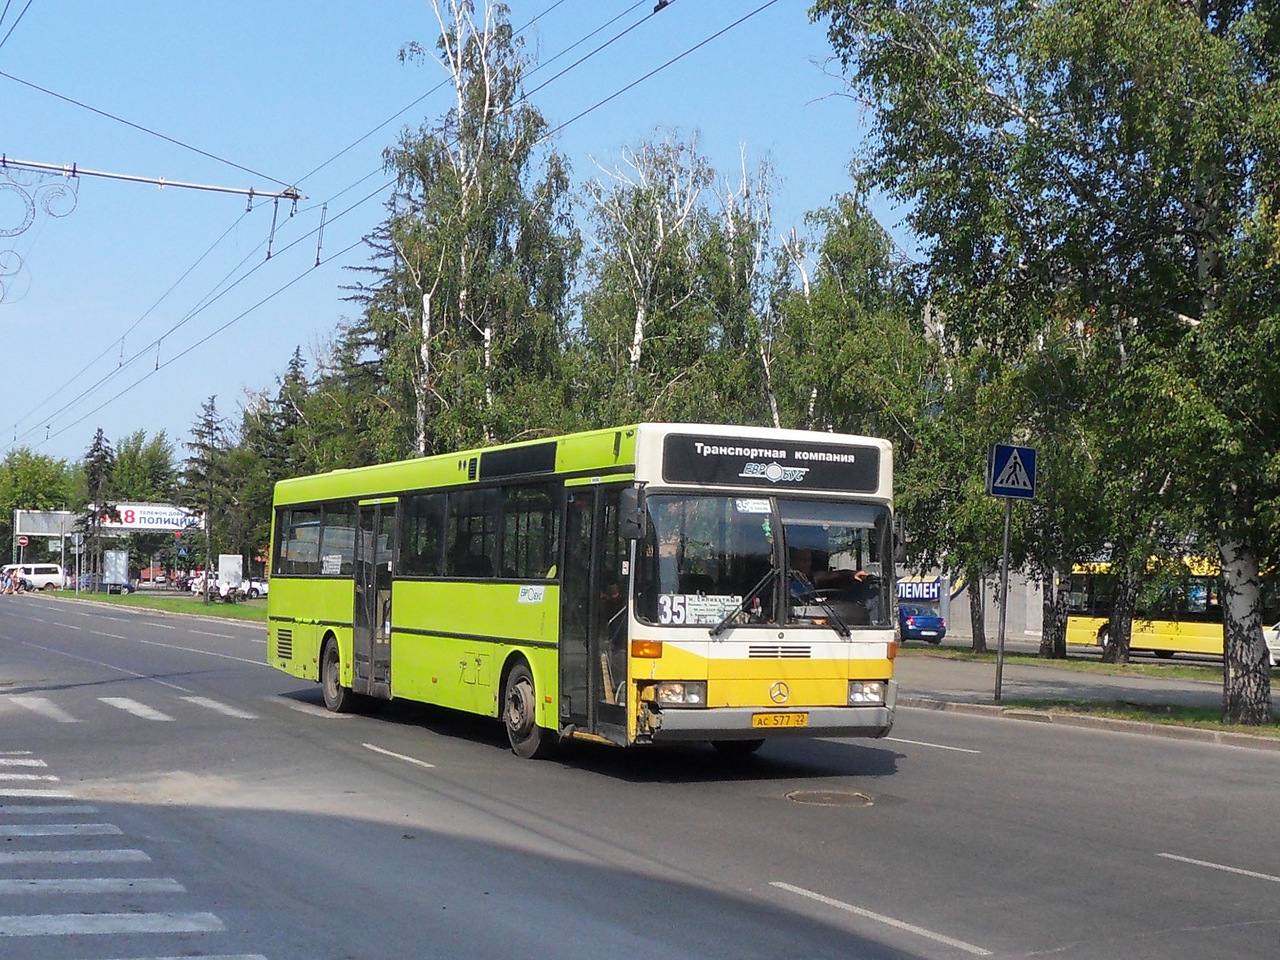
400 493 445 577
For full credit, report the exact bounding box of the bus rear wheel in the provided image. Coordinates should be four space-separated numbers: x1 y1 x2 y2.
503 662 554 759
321 639 352 713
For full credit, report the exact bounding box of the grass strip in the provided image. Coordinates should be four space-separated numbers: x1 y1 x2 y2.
898 643 1221 682
46 590 267 623
998 698 1280 735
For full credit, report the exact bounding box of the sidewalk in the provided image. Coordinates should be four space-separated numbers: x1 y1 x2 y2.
892 652 1280 752
895 654 1227 709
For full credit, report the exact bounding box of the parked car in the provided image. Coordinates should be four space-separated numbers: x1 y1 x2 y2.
899 602 947 643
1267 623 1280 668
2 563 66 591
240 577 269 599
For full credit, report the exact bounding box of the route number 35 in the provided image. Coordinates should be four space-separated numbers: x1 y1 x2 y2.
657 595 688 625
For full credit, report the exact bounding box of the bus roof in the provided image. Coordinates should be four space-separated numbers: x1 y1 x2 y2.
273 422 894 506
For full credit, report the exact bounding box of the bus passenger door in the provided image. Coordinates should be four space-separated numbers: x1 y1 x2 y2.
353 503 395 699
560 486 630 742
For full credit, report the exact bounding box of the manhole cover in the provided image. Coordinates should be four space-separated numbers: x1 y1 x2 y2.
785 790 873 807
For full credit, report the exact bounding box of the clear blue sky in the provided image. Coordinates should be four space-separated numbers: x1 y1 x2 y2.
0 0 898 464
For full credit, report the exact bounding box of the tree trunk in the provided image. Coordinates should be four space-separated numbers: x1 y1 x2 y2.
1039 562 1069 659
1218 539 1272 725
1101 565 1138 664
969 571 987 654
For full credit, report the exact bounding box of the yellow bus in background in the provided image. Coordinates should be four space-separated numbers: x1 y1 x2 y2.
1066 558 1280 665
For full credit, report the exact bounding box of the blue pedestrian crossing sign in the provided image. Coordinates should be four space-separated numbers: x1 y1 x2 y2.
987 444 1037 499
177 546 189 558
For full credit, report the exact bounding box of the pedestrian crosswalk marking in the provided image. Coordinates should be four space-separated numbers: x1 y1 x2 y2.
0 848 151 864
98 698 175 722
0 773 58 782
5 697 79 723
0 910 225 936
0 758 47 767
0 789 75 799
180 696 258 719
2 823 122 838
0 877 185 895
0 804 98 815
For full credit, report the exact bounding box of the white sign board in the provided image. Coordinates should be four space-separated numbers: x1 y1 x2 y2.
96 503 204 532
217 554 244 588
103 550 130 586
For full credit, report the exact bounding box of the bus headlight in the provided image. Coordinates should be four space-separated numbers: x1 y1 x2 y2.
848 681 886 704
654 681 707 707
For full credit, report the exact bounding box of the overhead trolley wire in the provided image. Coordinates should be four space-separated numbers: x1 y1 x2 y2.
24 0 756 449
0 69 295 189
18 174 398 449
0 0 34 53
540 0 780 144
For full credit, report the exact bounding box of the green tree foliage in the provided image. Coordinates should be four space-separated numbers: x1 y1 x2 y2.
0 448 76 561
80 428 116 578
111 430 180 576
182 398 230 600
574 133 716 424
352 0 578 455
813 0 1280 720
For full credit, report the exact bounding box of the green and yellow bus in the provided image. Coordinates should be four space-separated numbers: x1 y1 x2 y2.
267 423 899 758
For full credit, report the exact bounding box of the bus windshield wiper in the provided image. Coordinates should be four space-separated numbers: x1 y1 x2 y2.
709 566 777 637
789 570 851 638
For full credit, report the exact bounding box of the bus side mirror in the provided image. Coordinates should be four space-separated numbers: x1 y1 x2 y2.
619 488 645 540
894 514 907 563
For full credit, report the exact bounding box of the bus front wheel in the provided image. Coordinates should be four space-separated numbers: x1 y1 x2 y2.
503 662 554 760
321 639 352 713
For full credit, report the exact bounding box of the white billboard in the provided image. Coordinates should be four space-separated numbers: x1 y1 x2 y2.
96 503 204 532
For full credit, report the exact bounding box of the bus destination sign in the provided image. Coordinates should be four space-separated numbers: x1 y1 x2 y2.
662 434 880 492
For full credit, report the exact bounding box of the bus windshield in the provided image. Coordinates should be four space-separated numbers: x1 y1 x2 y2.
635 494 893 629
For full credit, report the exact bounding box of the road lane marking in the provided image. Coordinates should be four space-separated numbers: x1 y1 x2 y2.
0 773 59 782
363 742 436 769
1 824 122 838
180 696 258 719
98 698 175 722
1159 852 1280 884
190 630 238 639
0 804 98 815
5 697 79 723
0 911 224 936
0 877 185 895
0 758 47 767
282 700 353 719
0 789 75 799
771 881 992 956
0 849 150 864
884 737 982 754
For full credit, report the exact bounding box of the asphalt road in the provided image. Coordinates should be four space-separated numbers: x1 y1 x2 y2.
1 595 1277 960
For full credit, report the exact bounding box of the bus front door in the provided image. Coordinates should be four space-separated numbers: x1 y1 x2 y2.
353 503 395 700
560 486 630 743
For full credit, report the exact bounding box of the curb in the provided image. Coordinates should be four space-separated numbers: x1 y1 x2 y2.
899 695 1280 753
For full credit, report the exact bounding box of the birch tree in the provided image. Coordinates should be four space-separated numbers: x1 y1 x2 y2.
357 0 577 454
814 0 1280 721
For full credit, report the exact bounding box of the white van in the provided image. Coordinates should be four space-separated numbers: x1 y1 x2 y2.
3 563 66 591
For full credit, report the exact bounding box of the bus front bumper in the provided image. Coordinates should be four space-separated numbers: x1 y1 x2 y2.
643 680 897 742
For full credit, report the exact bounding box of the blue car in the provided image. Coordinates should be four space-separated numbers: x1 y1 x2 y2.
899 603 946 643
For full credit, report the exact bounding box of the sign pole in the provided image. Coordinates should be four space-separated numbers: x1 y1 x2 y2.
986 442 1038 704
995 497 1012 702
